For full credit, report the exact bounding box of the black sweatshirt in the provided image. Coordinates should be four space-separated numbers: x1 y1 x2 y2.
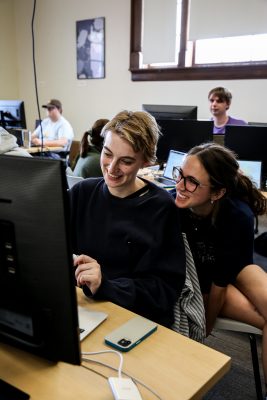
70 178 185 327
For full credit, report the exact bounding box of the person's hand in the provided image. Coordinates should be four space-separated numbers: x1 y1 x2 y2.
31 137 41 146
74 254 102 295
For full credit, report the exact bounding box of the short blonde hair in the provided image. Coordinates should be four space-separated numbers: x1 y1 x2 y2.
101 110 161 163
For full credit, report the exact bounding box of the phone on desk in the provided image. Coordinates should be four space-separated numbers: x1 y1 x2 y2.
104 316 157 352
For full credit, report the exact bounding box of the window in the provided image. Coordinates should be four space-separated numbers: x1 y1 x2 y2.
130 0 267 81
195 34 267 65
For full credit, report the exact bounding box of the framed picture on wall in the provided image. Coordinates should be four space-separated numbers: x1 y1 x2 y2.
76 17 105 79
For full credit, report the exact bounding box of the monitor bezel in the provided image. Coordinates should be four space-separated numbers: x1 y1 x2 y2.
0 100 27 130
225 124 267 190
155 119 213 163
0 155 81 365
142 104 198 120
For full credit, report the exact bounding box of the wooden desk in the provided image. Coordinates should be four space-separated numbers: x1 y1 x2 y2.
25 146 64 154
0 289 231 400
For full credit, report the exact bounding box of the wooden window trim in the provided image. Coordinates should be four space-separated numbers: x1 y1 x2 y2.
130 0 267 81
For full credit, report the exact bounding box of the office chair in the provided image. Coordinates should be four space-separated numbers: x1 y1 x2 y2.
214 317 263 400
67 140 80 168
180 233 263 398
35 119 42 128
178 233 264 398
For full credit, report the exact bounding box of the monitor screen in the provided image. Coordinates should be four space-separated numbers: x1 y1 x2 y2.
164 150 187 180
0 156 80 365
142 104 198 120
156 119 213 163
0 100 27 130
238 160 262 189
225 125 267 189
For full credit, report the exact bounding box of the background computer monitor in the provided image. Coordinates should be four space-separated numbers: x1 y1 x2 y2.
0 100 27 130
142 104 198 120
225 125 267 189
0 156 80 365
156 119 213 163
237 160 262 190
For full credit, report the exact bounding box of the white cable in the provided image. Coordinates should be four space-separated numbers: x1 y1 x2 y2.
82 350 123 378
81 355 163 400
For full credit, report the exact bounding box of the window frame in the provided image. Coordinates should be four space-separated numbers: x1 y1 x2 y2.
130 0 267 81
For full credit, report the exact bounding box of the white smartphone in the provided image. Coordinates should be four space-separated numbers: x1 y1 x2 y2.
104 316 158 352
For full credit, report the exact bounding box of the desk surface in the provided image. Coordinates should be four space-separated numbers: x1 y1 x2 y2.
25 146 64 154
0 289 231 400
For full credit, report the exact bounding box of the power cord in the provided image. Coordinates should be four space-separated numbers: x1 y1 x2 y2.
31 0 44 153
81 351 163 400
82 350 123 378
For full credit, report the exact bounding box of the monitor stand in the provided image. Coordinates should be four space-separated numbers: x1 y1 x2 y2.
0 378 30 399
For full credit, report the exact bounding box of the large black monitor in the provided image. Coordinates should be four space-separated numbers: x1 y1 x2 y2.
0 100 27 130
225 125 267 189
156 119 213 163
142 104 198 120
0 156 80 365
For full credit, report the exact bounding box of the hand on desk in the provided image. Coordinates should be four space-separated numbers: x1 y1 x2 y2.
31 137 42 146
74 254 102 294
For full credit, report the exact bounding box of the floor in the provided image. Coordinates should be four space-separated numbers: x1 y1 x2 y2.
204 214 267 400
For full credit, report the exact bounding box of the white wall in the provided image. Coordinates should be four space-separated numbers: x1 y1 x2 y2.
0 0 19 98
9 0 267 138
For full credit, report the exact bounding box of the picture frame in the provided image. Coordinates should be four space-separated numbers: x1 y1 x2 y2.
76 17 105 79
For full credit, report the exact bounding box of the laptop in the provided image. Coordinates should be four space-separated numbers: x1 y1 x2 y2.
78 306 108 341
154 150 187 187
238 160 262 189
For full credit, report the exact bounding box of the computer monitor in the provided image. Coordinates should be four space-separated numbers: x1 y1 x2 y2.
0 100 27 130
238 160 262 190
164 150 187 180
225 125 267 189
0 156 80 365
142 104 198 120
156 119 213 163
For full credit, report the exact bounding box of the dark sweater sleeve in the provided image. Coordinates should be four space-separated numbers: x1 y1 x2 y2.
214 203 254 286
70 182 186 327
91 203 185 326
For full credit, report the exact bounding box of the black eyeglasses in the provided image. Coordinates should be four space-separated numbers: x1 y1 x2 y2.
172 166 210 193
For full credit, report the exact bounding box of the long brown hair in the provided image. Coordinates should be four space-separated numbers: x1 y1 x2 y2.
80 119 109 158
188 142 266 216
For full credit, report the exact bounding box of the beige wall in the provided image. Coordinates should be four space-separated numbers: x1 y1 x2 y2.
3 0 267 138
0 0 18 98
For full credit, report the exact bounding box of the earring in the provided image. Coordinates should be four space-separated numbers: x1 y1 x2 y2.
210 200 214 204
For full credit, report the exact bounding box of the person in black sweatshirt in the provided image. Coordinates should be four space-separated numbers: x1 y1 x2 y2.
70 110 185 327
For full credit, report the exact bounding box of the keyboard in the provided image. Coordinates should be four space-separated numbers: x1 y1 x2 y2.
155 176 175 186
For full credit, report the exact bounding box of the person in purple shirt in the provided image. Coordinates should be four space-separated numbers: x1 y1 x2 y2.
208 87 247 134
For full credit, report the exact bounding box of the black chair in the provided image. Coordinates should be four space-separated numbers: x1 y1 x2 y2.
214 317 263 400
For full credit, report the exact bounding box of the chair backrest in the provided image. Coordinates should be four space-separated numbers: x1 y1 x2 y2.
35 119 42 129
68 140 80 169
214 317 262 336
172 233 206 342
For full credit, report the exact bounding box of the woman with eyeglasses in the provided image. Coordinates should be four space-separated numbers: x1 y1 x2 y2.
172 142 267 396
